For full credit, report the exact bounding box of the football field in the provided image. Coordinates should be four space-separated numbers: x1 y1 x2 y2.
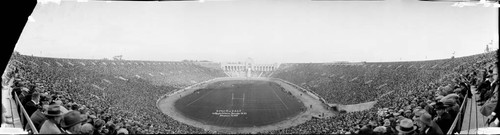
174 80 305 127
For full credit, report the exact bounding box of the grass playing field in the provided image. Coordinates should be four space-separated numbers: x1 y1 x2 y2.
174 80 305 127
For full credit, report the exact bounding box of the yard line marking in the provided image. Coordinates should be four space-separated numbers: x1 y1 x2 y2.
271 88 289 110
186 90 214 107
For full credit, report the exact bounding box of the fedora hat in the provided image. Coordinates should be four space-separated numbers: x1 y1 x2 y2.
60 111 85 128
441 98 456 107
43 105 65 117
435 102 447 110
417 113 432 126
396 118 417 133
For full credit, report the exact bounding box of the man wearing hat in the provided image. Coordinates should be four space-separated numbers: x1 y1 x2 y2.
395 118 417 135
60 111 85 134
117 128 129 134
40 105 65 134
477 77 492 103
433 102 453 134
80 122 94 135
442 98 459 118
26 104 49 131
24 92 40 118
373 126 386 134
415 112 444 135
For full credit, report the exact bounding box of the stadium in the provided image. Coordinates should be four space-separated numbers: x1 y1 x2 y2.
1 0 499 134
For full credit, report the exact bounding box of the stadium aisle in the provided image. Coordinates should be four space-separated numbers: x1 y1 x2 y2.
460 86 489 134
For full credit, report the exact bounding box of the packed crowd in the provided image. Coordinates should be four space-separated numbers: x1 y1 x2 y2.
268 51 497 134
272 55 482 105
6 54 225 134
2 51 497 134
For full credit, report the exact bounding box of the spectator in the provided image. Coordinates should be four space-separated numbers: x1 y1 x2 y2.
80 123 94 135
433 102 453 133
415 113 443 135
442 98 459 119
24 92 40 117
26 104 49 131
60 111 84 134
395 118 417 135
39 105 65 134
117 128 129 134
477 77 492 103
373 126 386 134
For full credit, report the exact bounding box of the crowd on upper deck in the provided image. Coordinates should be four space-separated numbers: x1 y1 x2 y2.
268 52 497 134
1 51 497 134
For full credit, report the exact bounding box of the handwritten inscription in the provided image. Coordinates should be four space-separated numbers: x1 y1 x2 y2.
212 110 247 117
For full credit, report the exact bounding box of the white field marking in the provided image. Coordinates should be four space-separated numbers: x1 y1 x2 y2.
270 87 289 110
67 62 74 66
43 62 51 66
56 61 64 67
79 62 86 66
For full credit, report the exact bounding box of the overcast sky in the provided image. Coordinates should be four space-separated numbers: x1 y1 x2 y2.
15 0 498 63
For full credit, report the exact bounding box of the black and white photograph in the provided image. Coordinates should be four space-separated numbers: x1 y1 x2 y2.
1 0 498 134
